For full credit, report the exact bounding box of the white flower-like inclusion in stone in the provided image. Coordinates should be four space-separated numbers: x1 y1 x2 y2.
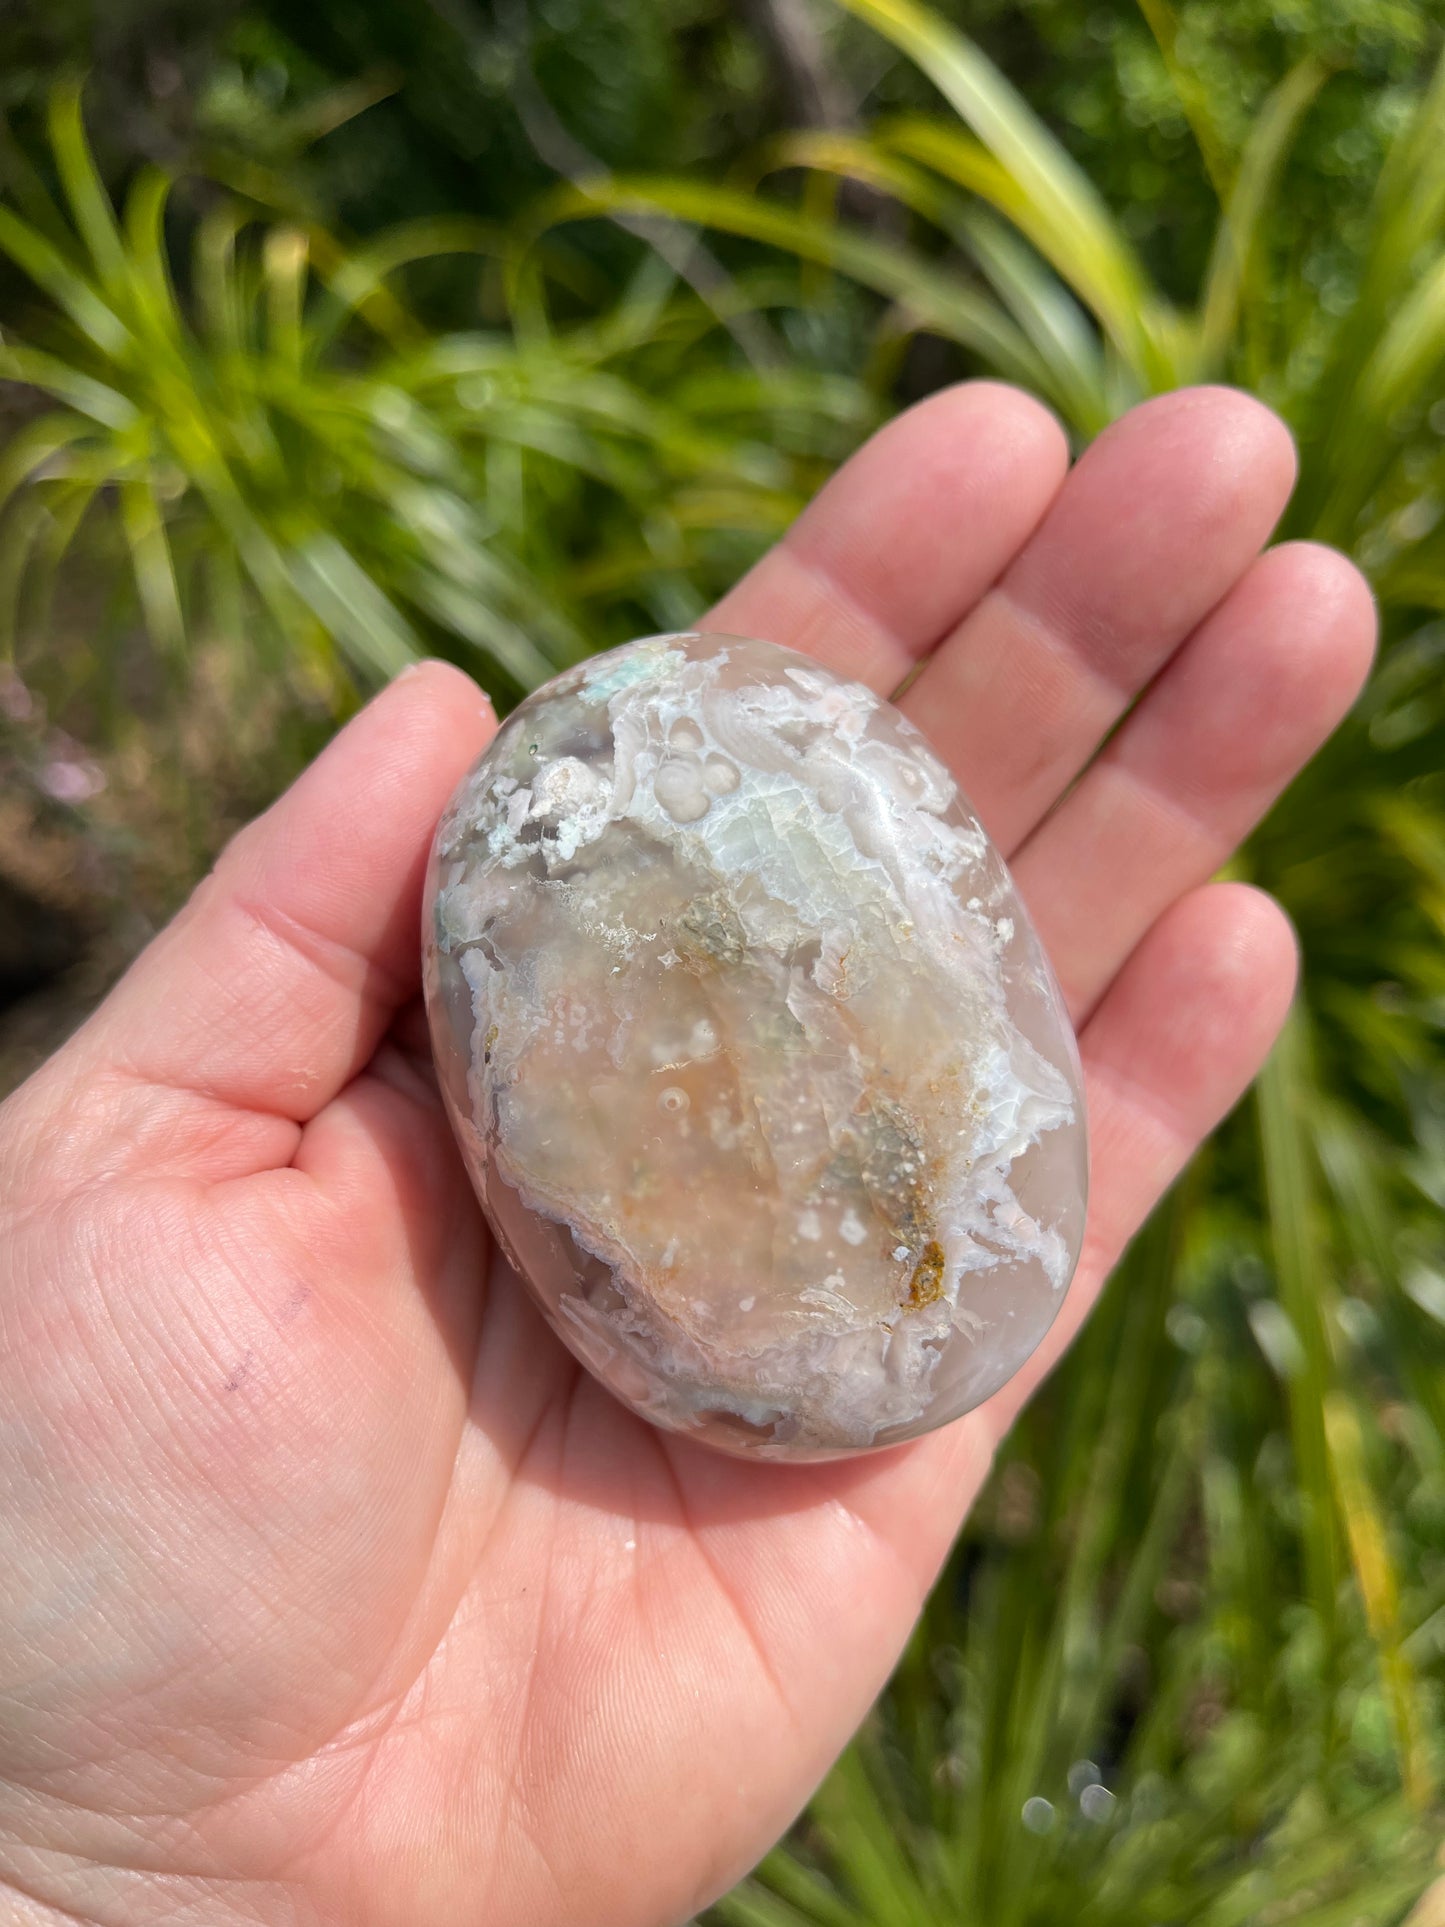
424 632 1087 1459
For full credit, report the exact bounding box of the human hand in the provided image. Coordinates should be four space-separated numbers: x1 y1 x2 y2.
0 385 1375 1927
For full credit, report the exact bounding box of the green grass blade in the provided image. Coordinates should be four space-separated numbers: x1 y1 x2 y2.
1290 42 1445 533
1199 58 1328 376
1353 247 1445 429
284 531 422 681
537 178 1049 392
118 475 186 662
0 412 103 519
832 0 1172 382
879 114 1158 405
308 215 505 354
1322 1391 1432 1809
1134 0 1231 195
0 343 136 429
194 204 251 355
1308 247 1445 547
1255 1017 1343 1661
772 127 1112 431
402 563 563 691
264 228 308 372
800 117 1012 206
47 81 129 303
710 1881 833 1927
121 167 185 349
1367 38 1445 289
809 1748 922 1927
0 204 129 357
742 1850 862 1927
952 208 1112 434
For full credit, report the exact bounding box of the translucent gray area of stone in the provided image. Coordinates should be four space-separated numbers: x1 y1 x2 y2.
425 632 1087 1459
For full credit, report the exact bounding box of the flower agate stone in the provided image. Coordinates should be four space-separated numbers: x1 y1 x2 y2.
424 632 1087 1460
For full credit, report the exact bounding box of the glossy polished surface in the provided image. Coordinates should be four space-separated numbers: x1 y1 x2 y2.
425 632 1087 1458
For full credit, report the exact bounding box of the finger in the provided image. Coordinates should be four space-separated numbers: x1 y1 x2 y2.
708 380 1069 691
849 881 1299 1578
982 881 1298 1442
1015 542 1376 1023
75 662 494 1156
898 387 1299 852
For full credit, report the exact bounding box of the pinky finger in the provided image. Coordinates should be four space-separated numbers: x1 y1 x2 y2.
978 880 1298 1443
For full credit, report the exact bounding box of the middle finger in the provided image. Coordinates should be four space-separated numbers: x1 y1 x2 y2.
897 386 1298 853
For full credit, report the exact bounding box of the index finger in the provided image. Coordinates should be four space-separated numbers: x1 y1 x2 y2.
708 380 1070 691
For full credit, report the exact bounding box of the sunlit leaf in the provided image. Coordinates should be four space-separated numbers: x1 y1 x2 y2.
1199 59 1328 376
832 0 1175 382
540 176 1049 389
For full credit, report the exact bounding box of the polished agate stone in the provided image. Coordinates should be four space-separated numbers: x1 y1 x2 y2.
424 632 1087 1460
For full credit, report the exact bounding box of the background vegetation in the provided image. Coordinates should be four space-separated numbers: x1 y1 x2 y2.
1 2 1443 1921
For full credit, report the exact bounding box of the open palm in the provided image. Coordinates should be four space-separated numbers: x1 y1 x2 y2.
0 385 1375 1927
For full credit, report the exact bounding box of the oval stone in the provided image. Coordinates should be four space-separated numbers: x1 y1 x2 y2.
424 632 1087 1459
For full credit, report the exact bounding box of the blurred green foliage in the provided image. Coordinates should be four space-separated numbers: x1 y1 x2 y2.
4 0 1437 299
965 0 1436 304
0 86 868 722
1 2 1444 1923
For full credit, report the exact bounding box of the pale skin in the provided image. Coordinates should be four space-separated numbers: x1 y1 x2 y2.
0 383 1377 1927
